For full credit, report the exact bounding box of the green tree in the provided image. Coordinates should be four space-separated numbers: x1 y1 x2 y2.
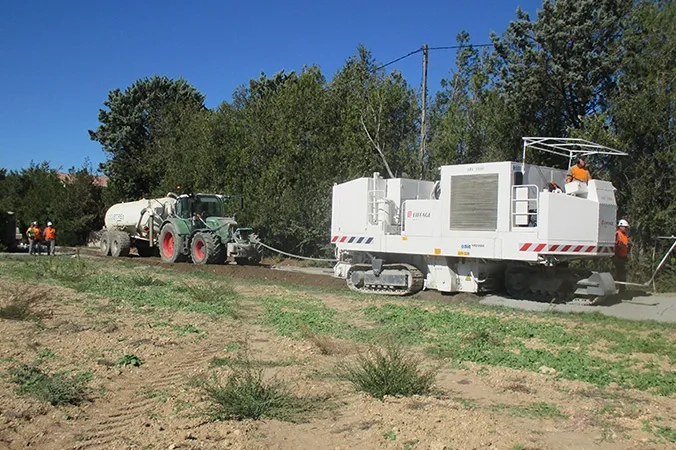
89 76 206 201
491 0 633 138
609 0 676 250
427 32 517 172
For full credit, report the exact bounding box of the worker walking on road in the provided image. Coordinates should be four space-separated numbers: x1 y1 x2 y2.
566 157 592 183
614 219 630 292
44 221 56 256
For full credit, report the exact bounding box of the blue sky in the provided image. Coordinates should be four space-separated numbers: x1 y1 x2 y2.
0 0 543 173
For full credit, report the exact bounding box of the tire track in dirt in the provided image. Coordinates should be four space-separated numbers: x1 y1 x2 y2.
74 344 223 449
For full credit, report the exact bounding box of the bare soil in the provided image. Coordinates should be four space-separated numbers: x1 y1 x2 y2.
0 258 674 450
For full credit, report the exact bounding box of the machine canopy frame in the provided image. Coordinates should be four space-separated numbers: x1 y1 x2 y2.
522 137 628 169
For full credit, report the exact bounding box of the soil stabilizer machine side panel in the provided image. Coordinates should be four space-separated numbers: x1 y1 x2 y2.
330 138 627 303
100 192 261 265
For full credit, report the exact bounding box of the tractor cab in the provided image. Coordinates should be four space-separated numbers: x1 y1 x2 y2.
175 194 226 220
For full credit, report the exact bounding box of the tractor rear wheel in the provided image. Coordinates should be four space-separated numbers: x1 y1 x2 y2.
100 231 111 256
159 223 188 263
191 232 225 265
110 232 131 257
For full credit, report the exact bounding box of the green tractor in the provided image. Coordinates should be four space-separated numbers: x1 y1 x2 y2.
157 193 261 265
101 192 261 264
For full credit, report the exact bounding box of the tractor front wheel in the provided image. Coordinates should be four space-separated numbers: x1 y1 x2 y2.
191 232 225 265
159 223 188 263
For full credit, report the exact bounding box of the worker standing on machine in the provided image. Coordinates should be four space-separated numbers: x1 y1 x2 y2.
566 157 592 183
614 219 630 292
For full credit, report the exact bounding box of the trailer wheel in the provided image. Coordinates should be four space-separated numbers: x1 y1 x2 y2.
100 231 111 256
191 232 224 265
110 232 131 257
159 223 188 263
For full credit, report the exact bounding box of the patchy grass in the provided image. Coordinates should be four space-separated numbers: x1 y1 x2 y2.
337 340 436 400
493 402 568 420
260 295 354 338
7 363 91 406
363 303 676 395
642 420 676 444
209 356 300 369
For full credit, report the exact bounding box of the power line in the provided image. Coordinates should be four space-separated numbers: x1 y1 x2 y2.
370 43 494 73
370 47 423 72
428 43 493 51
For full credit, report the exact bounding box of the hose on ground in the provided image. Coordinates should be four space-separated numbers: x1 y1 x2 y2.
254 240 337 263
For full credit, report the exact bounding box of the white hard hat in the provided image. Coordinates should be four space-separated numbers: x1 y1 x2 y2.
47 221 52 226
618 219 630 227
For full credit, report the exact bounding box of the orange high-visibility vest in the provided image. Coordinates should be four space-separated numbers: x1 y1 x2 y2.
615 230 629 258
568 165 592 182
45 227 56 240
33 228 42 241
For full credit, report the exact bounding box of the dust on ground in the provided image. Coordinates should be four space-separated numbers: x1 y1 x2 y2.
0 256 674 450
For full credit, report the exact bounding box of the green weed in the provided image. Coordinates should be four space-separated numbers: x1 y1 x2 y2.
116 354 143 367
7 363 90 406
337 340 436 400
382 431 396 440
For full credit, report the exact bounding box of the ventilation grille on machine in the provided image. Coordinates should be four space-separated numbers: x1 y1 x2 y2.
450 174 499 230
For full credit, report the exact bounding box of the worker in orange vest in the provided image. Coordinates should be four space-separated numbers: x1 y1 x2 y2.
44 221 56 256
614 219 630 292
26 221 42 255
566 157 592 183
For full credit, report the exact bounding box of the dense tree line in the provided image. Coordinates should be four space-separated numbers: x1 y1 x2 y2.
3 0 673 271
0 163 105 246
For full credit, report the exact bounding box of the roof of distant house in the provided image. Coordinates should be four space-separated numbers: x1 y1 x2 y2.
57 172 109 187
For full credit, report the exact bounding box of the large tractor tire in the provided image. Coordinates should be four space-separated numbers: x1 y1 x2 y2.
191 232 225 265
100 231 111 256
110 232 131 257
159 223 188 263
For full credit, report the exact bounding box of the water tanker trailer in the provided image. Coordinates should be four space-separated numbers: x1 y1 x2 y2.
330 138 628 304
100 192 261 265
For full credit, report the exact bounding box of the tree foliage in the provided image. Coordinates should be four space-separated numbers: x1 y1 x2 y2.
5 1 674 263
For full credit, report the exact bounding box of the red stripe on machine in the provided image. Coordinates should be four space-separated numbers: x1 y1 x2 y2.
534 243 546 252
331 236 339 243
339 236 347 243
573 245 584 252
561 245 572 252
520 243 532 251
585 246 596 253
549 244 560 251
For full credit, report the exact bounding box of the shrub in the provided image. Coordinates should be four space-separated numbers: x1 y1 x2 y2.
8 364 90 406
337 340 436 400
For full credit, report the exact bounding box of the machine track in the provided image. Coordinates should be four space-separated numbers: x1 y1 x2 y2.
504 265 607 305
346 263 425 296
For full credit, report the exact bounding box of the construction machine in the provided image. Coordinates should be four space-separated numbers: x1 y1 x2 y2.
330 138 627 304
100 192 261 265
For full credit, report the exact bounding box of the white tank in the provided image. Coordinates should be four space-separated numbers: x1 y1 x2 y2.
104 197 176 236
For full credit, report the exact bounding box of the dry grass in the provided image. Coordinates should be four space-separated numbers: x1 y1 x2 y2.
0 284 51 321
299 324 347 355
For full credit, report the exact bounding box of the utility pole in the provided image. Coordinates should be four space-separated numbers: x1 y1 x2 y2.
419 44 429 168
